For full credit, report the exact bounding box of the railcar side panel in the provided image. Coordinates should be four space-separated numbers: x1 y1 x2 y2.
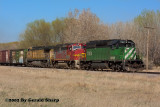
54 50 69 60
27 49 47 60
86 47 125 61
10 49 27 64
0 50 10 64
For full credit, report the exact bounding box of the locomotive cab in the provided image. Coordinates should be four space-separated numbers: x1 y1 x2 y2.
110 40 144 71
113 40 136 60
53 43 86 69
68 43 86 61
67 43 86 69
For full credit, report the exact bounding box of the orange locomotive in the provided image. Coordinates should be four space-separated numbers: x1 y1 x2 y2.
0 50 10 65
26 43 86 68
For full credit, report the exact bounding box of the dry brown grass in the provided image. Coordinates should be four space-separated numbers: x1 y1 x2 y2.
0 66 160 107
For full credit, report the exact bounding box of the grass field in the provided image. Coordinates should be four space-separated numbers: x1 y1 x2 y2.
0 66 160 107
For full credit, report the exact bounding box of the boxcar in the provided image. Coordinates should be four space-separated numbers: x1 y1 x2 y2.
10 49 28 65
0 50 10 65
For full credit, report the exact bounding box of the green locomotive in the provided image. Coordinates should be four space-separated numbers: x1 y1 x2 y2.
82 39 143 71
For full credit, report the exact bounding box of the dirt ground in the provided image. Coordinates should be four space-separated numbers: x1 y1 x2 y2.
0 66 160 107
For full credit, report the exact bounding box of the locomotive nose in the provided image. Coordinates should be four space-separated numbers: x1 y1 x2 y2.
124 48 136 60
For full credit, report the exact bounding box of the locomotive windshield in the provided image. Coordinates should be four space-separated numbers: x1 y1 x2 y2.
119 40 135 47
73 45 81 50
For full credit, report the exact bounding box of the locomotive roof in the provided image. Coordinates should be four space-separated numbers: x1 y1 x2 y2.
29 43 85 50
86 39 135 48
30 46 56 50
86 39 118 46
31 46 46 50
55 43 82 46
10 49 27 51
55 43 84 48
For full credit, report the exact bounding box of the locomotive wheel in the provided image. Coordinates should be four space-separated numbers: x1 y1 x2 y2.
111 65 116 72
116 64 122 72
84 66 89 70
70 62 75 69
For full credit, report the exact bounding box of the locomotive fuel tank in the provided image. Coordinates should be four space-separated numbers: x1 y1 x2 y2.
91 62 109 69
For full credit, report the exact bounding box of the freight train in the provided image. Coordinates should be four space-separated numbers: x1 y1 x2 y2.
0 39 144 71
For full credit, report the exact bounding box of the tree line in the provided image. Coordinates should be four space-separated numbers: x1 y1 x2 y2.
19 9 160 65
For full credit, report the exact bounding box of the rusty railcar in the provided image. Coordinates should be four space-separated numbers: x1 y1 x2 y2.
0 50 10 65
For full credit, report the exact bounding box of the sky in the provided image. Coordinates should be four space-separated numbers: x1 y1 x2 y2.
0 0 160 43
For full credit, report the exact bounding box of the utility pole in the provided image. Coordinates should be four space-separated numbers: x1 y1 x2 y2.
144 27 154 72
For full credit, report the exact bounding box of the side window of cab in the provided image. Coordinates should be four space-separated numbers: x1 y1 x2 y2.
73 45 81 51
68 46 72 51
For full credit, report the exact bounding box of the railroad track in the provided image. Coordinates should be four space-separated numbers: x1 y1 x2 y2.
4 65 160 76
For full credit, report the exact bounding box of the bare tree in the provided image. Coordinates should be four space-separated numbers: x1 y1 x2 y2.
64 9 109 43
